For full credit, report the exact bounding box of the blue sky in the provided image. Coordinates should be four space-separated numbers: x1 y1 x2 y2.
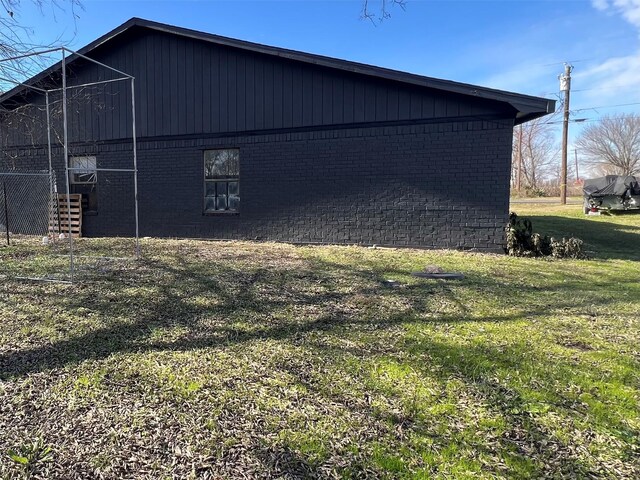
14 0 640 144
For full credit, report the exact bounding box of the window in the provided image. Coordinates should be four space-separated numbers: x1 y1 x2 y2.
69 156 98 213
204 149 239 213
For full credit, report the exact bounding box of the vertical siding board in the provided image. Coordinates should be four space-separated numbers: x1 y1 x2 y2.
238 54 249 131
300 67 311 126
387 87 399 122
445 97 460 118
91 62 101 141
272 61 283 128
291 65 303 127
193 43 203 134
262 60 274 130
142 34 155 137
282 62 293 128
331 75 343 125
104 66 113 140
74 62 85 142
177 39 187 135
125 39 134 138
409 92 423 119
227 51 237 132
364 83 376 122
354 82 365 123
219 48 228 132
434 96 447 118
255 58 265 130
375 85 387 122
458 100 471 117
153 33 165 136
398 89 411 120
322 73 332 125
208 46 218 133
312 69 323 125
185 40 195 134
169 36 179 135
342 77 354 124
119 41 127 138
422 94 436 119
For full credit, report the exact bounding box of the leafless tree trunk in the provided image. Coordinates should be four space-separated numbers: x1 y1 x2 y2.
576 114 640 176
512 113 560 190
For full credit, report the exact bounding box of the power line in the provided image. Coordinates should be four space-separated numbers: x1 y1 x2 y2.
539 58 596 67
572 102 640 112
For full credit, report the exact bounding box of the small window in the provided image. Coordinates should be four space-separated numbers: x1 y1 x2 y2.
69 156 97 185
69 156 98 214
204 149 239 213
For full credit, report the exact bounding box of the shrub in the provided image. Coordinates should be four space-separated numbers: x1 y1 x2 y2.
524 186 548 197
505 213 587 259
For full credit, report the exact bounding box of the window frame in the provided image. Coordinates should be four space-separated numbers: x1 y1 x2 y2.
69 155 98 215
203 148 240 215
69 155 98 185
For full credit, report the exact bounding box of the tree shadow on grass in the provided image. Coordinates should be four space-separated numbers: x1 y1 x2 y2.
0 250 632 381
0 249 638 477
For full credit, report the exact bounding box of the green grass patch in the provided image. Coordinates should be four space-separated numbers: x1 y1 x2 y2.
0 207 638 478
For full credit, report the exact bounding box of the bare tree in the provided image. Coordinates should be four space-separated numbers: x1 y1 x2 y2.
576 114 640 176
361 0 406 23
1 0 81 90
512 113 560 190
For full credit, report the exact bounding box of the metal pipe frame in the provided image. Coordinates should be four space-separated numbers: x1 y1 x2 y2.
0 76 48 93
46 76 130 92
0 46 133 98
45 92 57 237
0 171 50 176
68 167 138 173
61 47 133 78
61 49 75 283
131 77 140 259
0 48 62 63
0 45 140 282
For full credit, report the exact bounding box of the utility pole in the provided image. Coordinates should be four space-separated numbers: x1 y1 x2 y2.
517 124 523 193
559 64 573 205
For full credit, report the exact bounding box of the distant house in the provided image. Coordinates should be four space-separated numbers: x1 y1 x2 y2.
0 18 554 250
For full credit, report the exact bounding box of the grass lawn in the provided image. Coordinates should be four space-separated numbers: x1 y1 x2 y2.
0 204 638 479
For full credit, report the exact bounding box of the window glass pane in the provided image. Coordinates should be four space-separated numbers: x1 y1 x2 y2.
215 181 227 197
204 196 216 212
216 195 227 210
228 195 240 211
70 156 96 171
69 156 97 185
227 181 239 196
205 149 239 178
205 181 216 197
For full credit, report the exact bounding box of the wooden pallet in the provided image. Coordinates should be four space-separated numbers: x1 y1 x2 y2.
49 194 82 238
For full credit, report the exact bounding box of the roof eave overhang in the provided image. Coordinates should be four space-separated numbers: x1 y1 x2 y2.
512 99 557 125
0 17 557 124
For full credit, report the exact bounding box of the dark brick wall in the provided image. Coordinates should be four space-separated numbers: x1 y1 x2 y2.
2 119 514 251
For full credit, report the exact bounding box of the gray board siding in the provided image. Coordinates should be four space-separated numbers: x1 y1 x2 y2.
1 27 515 148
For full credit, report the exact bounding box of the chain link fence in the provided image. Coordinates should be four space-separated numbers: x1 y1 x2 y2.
0 171 71 281
0 170 140 282
0 171 57 242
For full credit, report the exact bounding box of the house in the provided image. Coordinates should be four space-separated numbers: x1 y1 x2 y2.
0 18 555 250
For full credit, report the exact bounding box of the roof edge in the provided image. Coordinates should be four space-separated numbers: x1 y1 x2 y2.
1 17 556 120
